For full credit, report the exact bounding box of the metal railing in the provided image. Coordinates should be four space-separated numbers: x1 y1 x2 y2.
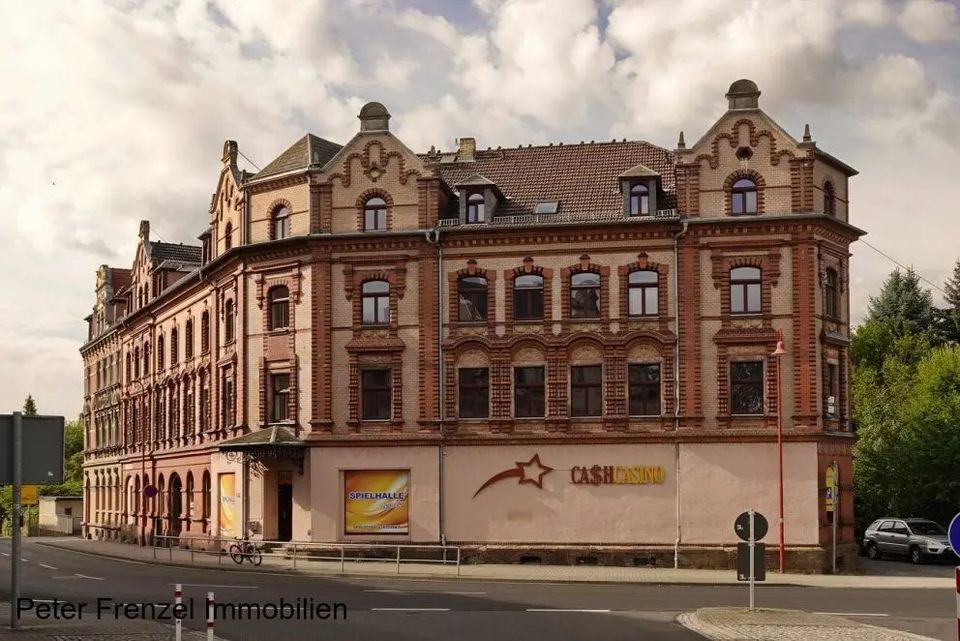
152 535 462 575
437 208 680 227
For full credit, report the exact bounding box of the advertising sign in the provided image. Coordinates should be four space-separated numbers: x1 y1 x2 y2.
824 465 837 513
344 470 409 535
218 473 237 537
20 486 38 506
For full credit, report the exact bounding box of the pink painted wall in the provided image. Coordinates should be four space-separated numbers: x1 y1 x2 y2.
443 444 678 544
679 442 819 545
308 446 439 542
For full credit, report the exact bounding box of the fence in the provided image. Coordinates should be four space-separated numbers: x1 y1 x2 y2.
152 534 462 575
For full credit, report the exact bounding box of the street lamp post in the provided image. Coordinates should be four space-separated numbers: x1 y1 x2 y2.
772 329 787 573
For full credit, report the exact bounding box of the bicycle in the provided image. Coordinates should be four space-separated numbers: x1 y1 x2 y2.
228 536 263 566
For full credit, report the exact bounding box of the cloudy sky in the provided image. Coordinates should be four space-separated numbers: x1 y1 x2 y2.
1 0 958 418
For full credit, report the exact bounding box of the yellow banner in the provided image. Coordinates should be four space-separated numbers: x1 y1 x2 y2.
344 470 409 535
21 485 38 505
218 473 237 537
824 466 836 513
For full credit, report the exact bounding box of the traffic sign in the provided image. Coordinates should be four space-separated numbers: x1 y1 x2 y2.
20 486 38 506
737 542 766 581
735 511 769 541
948 512 960 554
144 485 158 498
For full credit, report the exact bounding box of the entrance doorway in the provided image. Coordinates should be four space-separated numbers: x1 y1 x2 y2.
169 474 183 536
277 483 293 541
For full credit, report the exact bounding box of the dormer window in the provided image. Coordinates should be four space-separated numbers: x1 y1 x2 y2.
731 178 758 215
629 183 650 216
466 193 485 224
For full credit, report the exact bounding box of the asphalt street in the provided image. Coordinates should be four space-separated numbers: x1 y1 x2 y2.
0 539 955 641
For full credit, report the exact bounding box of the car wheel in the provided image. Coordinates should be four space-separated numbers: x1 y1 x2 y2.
867 542 881 560
910 546 925 565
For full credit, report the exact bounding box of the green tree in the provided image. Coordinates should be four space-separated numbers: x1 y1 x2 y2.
943 259 960 343
865 269 939 338
22 395 37 417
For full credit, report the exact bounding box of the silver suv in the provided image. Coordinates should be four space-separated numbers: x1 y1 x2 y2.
862 518 953 564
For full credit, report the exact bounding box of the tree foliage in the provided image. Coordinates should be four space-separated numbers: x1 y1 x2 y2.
22 394 37 417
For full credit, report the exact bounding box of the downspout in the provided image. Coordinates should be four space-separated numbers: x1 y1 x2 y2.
673 218 689 569
425 228 446 546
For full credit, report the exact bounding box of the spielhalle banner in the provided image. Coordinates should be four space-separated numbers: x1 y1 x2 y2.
344 469 409 535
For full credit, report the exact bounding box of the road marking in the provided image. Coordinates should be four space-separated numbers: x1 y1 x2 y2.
526 609 612 613
170 583 258 589
364 589 408 594
39 563 58 570
32 599 56 603
814 612 889 618
440 591 487 596
74 574 105 581
371 608 451 612
20 558 29 562
0 552 8 557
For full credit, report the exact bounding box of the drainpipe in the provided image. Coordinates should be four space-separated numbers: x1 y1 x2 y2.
673 219 690 569
425 228 446 546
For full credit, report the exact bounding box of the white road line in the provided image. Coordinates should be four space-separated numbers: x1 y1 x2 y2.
0 552 9 557
33 600 56 603
20 558 29 562
371 608 451 612
170 583 258 589
440 591 487 596
526 609 612 613
364 589 408 594
814 612 889 618
39 563 58 570
74 574 105 581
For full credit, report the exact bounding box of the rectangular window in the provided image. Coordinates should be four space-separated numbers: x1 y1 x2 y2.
220 367 235 428
514 366 545 418
458 368 489 418
825 362 838 417
628 364 661 416
730 361 764 415
271 373 291 423
570 365 603 417
361 369 392 420
514 275 544 320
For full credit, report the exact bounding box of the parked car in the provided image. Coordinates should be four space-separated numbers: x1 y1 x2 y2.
862 518 954 564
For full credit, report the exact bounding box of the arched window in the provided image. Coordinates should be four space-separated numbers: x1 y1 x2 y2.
824 268 839 318
268 286 290 330
731 178 758 215
458 276 487 321
224 300 235 342
571 272 601 318
134 347 141 379
143 343 150 376
200 311 210 353
363 197 387 231
629 183 649 216
185 472 194 519
362 280 390 325
628 270 659 317
730 266 762 314
466 193 485 224
224 222 233 250
170 328 178 365
201 471 211 522
272 206 291 239
824 181 836 216
126 353 132 382
514 274 544 320
156 335 165 370
185 319 194 358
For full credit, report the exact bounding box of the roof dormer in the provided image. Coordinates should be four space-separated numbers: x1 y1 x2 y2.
619 164 661 217
455 174 503 224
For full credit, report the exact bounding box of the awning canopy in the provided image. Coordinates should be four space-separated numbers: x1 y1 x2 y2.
219 426 305 475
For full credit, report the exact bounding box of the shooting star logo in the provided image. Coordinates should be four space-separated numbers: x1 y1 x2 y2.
472 454 554 498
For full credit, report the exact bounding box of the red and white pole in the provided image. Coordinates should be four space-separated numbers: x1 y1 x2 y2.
174 583 182 641
206 591 215 641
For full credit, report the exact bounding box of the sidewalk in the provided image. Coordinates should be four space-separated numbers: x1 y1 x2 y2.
35 538 956 588
679 607 939 641
0 603 223 641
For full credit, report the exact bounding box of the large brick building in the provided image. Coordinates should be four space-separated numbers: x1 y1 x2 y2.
80 80 862 570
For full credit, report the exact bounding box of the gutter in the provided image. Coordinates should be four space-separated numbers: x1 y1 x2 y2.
425 228 446 546
673 218 689 569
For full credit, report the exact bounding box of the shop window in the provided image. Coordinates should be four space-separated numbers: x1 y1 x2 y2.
628 363 661 416
361 280 390 325
270 373 291 423
514 274 544 320
628 270 658 317
361 369 392 420
570 365 602 417
730 266 761 314
514 366 545 418
629 183 649 216
458 368 489 418
269 286 290 330
458 276 487 321
730 361 764 415
824 269 838 319
571 272 601 318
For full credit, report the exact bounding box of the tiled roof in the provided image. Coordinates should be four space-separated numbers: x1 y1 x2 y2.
150 242 202 264
424 140 676 217
255 134 343 180
108 268 131 292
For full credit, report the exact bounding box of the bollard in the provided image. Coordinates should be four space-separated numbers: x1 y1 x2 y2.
206 591 215 641
174 583 182 641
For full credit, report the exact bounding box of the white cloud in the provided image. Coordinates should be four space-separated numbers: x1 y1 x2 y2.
897 0 959 43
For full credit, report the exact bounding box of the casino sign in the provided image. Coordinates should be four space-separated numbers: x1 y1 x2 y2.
472 454 665 498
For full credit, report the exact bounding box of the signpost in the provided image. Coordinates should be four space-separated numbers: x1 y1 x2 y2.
1 412 65 630
825 462 839 574
735 509 768 609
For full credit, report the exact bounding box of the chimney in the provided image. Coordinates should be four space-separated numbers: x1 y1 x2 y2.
138 220 150 242
457 137 476 162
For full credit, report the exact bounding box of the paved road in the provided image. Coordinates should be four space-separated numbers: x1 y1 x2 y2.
0 539 954 641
